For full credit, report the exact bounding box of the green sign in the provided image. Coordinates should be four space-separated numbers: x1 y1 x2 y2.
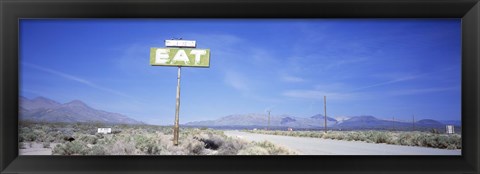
150 48 210 67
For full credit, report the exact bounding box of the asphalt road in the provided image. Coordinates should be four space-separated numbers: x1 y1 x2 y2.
224 130 461 155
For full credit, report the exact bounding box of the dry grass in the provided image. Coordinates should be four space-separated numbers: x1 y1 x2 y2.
246 130 461 149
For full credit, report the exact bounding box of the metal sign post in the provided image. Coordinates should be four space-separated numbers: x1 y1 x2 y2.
173 66 181 145
150 39 210 146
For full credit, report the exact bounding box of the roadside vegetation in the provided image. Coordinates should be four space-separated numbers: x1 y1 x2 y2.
245 130 461 149
18 121 295 155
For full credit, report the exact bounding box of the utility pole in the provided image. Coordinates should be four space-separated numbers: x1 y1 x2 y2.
267 110 271 131
173 66 181 145
412 114 415 131
324 96 327 133
392 116 395 131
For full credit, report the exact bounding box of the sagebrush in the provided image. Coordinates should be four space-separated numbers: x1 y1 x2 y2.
247 130 461 149
19 121 296 155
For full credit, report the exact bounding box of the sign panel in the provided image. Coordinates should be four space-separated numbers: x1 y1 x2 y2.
97 128 112 134
150 48 210 67
446 125 455 134
165 40 196 48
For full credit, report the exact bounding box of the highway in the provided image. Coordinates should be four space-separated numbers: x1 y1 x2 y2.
224 130 461 155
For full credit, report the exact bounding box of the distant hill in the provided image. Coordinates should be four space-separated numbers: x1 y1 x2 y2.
185 114 459 131
19 96 144 125
416 119 442 125
438 120 461 126
20 96 60 110
335 115 403 130
185 113 337 129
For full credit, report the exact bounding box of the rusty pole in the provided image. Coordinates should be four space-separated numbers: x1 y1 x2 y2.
173 66 181 145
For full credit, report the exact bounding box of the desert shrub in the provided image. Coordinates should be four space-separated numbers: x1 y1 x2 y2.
20 131 36 142
362 131 388 144
254 141 294 155
88 145 107 155
308 132 319 138
19 126 48 142
181 137 205 155
195 133 225 150
133 135 160 154
112 130 122 134
95 133 104 139
52 141 88 155
447 135 462 149
413 134 429 147
145 143 161 154
217 137 248 155
375 132 388 143
42 142 51 148
416 134 461 149
426 136 441 148
33 130 47 142
134 135 162 155
87 129 97 135
19 142 26 149
247 129 461 150
79 135 98 144
334 133 346 140
106 140 136 155
347 132 366 141
430 129 440 134
44 131 59 142
322 133 333 139
237 146 269 155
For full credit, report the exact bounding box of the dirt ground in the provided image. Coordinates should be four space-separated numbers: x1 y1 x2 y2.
19 142 59 155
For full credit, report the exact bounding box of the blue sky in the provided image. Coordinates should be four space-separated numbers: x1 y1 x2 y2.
20 19 461 125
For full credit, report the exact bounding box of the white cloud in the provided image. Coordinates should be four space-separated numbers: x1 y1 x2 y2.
314 83 349 90
180 33 243 49
23 62 136 100
352 67 459 92
223 70 282 103
323 57 369 70
282 90 357 101
224 70 250 92
280 74 306 83
389 86 459 96
350 74 422 92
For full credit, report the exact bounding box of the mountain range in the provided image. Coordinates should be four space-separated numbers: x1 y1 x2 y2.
19 96 143 125
185 113 337 129
19 96 460 131
185 113 460 131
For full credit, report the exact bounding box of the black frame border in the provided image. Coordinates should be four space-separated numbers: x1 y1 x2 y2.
1 0 479 174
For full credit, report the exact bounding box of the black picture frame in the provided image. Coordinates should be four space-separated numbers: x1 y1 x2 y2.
1 0 479 174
